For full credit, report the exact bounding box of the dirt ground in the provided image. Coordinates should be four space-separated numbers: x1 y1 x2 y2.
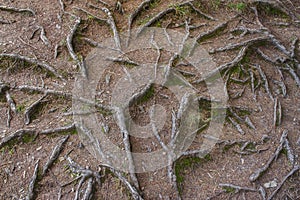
0 0 300 199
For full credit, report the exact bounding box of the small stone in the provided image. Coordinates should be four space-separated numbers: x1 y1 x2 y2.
263 180 277 188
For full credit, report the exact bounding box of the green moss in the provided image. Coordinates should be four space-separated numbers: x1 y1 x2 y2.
175 155 212 193
136 85 155 104
16 104 26 113
228 2 246 12
22 133 36 143
223 186 236 193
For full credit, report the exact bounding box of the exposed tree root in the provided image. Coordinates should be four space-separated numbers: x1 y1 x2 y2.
66 156 101 200
219 183 257 193
24 94 47 125
185 2 215 21
253 64 274 101
39 26 50 47
267 165 300 200
228 116 245 135
0 5 35 16
249 130 289 182
114 107 140 189
40 123 76 135
5 91 16 114
42 136 69 175
195 21 228 43
0 53 64 81
65 14 87 77
0 129 36 149
101 164 144 200
26 160 39 200
102 7 121 50
16 85 71 98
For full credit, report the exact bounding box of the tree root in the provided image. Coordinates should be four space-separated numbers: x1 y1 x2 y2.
26 160 39 200
228 116 245 135
5 91 16 114
194 45 248 83
102 164 144 200
253 64 274 101
219 183 257 193
65 14 87 77
39 26 50 47
24 94 47 125
16 85 71 98
73 7 106 22
185 2 215 21
267 165 300 200
249 130 288 182
42 136 69 175
195 21 228 43
0 5 35 16
0 53 64 81
102 7 121 50
0 129 36 149
114 107 140 189
40 123 76 135
65 156 101 200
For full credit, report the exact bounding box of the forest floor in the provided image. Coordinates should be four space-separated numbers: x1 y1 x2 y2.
0 0 300 199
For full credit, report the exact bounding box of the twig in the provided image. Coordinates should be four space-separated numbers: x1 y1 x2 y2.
26 161 39 200
42 136 69 175
0 5 35 16
96 0 110 7
5 91 16 114
24 94 47 125
249 130 288 182
267 165 300 200
0 53 64 80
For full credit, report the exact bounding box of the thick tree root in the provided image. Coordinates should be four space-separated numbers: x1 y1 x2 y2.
219 183 257 193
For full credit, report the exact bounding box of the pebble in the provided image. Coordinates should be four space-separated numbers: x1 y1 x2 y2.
263 180 277 188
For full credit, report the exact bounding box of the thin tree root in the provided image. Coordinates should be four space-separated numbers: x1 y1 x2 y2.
0 5 35 16
16 85 71 98
66 14 87 77
0 129 36 149
42 136 69 175
24 94 47 125
253 64 274 101
185 2 215 20
249 130 288 182
101 164 144 200
114 107 140 189
194 45 248 83
102 7 121 50
26 160 39 200
6 108 12 128
5 91 16 114
0 53 64 80
219 183 257 193
228 116 245 135
73 7 106 22
39 26 50 46
40 123 76 135
209 37 267 54
195 21 228 43
267 165 300 200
